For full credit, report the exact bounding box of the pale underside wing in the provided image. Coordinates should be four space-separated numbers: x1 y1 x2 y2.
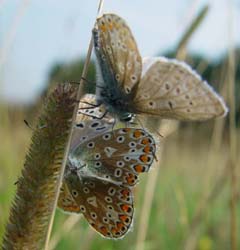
70 94 114 152
58 178 81 214
133 57 228 121
93 13 228 122
94 13 142 94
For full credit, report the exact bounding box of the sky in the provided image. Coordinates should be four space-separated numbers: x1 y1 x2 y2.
0 0 240 104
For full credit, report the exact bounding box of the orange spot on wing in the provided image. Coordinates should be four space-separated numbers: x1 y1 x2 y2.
108 23 113 30
126 173 137 185
99 226 108 235
133 130 143 138
139 154 148 163
119 214 129 222
141 138 151 145
100 24 107 32
121 189 130 197
70 206 81 213
120 204 131 213
134 164 144 173
116 222 125 230
111 228 118 234
143 146 151 153
58 201 81 213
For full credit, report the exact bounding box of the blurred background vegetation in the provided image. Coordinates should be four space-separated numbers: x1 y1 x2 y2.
1 2 240 250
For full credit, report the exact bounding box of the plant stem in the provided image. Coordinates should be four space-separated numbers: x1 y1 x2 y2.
227 2 238 250
43 1 105 249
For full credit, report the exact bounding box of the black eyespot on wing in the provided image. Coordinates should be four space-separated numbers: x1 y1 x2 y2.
96 126 107 131
76 123 84 128
91 122 100 128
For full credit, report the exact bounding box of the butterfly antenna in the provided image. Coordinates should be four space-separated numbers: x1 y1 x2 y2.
155 130 164 138
24 119 33 130
137 116 164 138
97 110 108 119
78 101 100 109
134 116 146 131
69 77 96 85
78 105 99 110
90 110 108 120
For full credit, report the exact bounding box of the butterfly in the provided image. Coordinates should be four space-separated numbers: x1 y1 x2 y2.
92 13 228 122
58 94 156 239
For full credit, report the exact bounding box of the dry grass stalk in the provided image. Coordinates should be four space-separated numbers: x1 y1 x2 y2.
181 47 230 249
81 226 96 250
135 119 179 250
227 2 238 249
181 72 229 250
45 1 105 248
183 3 238 250
0 0 30 69
176 5 209 59
135 146 163 250
1 83 78 250
48 215 81 250
183 162 229 250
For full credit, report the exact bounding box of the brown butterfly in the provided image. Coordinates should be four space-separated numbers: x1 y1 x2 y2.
93 13 228 122
58 94 156 239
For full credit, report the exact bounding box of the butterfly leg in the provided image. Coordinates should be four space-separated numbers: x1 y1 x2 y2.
24 119 33 130
110 115 118 137
133 116 145 131
94 110 108 120
24 119 47 130
152 150 158 162
78 101 100 108
135 116 164 139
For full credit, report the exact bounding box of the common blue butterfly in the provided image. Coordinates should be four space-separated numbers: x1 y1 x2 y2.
58 94 156 238
93 13 228 122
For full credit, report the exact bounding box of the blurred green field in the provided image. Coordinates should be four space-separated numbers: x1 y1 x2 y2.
1 107 239 249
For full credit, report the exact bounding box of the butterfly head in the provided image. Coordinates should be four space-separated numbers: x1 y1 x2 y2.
118 113 134 123
97 87 134 122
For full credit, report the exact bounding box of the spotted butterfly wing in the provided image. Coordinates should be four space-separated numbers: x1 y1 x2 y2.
58 94 114 213
93 13 142 120
71 94 114 151
132 57 228 121
59 124 156 238
64 169 134 238
94 13 142 93
93 13 227 122
68 127 156 187
75 94 112 122
58 178 81 213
